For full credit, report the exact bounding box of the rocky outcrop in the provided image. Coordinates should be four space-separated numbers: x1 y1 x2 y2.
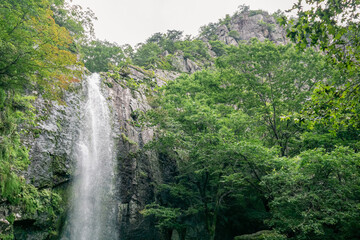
170 52 201 73
216 25 238 46
228 13 286 43
204 11 287 49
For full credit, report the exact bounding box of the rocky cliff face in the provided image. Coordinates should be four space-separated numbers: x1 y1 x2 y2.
102 66 180 239
216 12 287 45
26 86 83 189
170 52 202 73
0 83 84 239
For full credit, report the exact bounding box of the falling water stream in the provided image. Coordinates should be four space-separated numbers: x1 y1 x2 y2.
62 73 118 240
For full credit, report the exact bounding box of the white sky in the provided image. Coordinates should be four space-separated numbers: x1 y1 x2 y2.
70 0 298 46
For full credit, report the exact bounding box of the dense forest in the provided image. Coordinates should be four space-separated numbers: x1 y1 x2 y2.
1 0 360 239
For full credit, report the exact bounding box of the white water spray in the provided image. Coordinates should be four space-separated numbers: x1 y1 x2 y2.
62 73 117 240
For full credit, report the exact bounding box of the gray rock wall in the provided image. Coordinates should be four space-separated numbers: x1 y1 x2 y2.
0 83 85 240
26 86 83 189
102 67 180 240
205 12 288 52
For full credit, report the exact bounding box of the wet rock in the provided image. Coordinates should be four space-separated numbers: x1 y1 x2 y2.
7 83 85 239
103 66 180 240
26 85 83 189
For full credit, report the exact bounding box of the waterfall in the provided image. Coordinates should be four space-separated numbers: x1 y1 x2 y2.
62 73 118 240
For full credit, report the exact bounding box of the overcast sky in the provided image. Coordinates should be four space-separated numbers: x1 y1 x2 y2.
70 0 298 46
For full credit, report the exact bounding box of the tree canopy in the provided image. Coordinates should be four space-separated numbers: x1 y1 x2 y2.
280 0 360 130
81 40 125 72
138 38 360 239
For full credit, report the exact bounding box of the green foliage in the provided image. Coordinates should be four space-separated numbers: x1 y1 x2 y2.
132 42 162 68
131 31 211 71
237 4 250 15
0 0 83 97
284 0 359 69
248 10 267 17
143 68 283 239
220 14 232 29
122 44 134 59
234 230 286 240
302 80 360 131
300 126 360 153
141 203 185 231
0 233 14 240
81 40 125 72
0 94 35 201
216 39 331 156
20 184 62 216
121 133 137 146
271 10 285 23
281 0 360 130
209 40 227 56
263 147 360 239
0 0 86 204
146 30 183 55
51 1 97 42
228 30 240 40
2 1 359 239
199 22 220 41
166 30 183 41
178 40 211 61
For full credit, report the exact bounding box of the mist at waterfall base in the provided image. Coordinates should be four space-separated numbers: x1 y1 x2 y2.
61 74 118 240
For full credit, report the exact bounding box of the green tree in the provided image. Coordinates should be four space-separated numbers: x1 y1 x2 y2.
122 43 134 59
146 30 183 55
199 22 220 41
81 40 125 72
166 30 183 41
147 32 166 44
51 0 97 42
216 39 331 156
132 42 162 68
141 39 340 239
0 0 82 97
178 40 211 60
281 0 360 129
263 147 360 239
209 40 227 57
